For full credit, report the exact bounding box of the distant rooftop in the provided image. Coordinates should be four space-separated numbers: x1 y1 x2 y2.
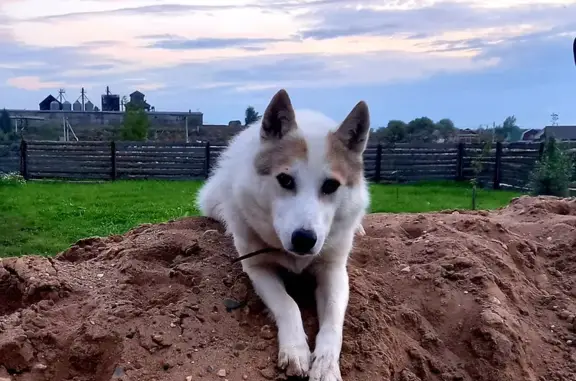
544 125 576 140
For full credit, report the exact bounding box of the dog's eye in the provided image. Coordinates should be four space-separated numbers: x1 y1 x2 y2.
276 173 295 190
321 178 340 195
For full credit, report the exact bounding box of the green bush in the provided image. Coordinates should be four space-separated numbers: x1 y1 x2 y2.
471 140 493 188
529 137 574 197
0 109 11 135
120 104 150 141
0 172 26 186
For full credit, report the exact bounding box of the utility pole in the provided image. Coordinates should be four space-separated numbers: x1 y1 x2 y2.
81 88 86 111
550 113 559 126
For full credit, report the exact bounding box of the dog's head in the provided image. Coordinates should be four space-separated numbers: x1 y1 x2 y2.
254 89 370 257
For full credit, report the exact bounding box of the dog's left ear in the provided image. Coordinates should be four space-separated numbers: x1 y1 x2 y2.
334 101 370 153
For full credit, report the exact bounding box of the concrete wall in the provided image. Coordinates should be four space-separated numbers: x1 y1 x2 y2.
6 109 204 127
4 109 249 143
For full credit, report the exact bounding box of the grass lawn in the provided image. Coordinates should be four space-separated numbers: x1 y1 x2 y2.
0 180 521 257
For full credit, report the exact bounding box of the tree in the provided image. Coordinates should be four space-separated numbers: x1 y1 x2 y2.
374 117 454 143
502 115 517 130
0 109 11 135
381 120 407 143
370 126 386 142
435 118 456 141
529 137 574 197
476 125 495 144
406 117 436 142
245 106 261 126
121 96 129 111
494 115 522 142
120 103 150 141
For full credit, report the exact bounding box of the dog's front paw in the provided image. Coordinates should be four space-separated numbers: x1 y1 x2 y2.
309 348 342 381
278 342 311 377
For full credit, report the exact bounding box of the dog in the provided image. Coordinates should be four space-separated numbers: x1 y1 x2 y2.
195 89 370 381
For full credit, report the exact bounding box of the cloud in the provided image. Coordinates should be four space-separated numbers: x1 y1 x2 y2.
0 0 575 127
136 82 166 91
25 4 217 22
0 39 119 82
148 36 292 50
15 0 357 22
297 2 576 41
6 76 64 90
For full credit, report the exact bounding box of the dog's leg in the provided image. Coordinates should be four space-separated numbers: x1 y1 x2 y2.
355 223 366 236
231 227 310 377
244 265 311 376
309 262 349 381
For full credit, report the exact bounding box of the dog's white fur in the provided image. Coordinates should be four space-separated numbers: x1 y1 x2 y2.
195 90 370 381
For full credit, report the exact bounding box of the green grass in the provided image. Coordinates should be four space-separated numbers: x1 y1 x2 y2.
0 180 521 257
368 180 520 213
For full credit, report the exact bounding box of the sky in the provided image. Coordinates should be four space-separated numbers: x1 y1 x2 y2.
0 0 575 129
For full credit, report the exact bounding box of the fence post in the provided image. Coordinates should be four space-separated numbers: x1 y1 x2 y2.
493 141 502 189
19 139 28 180
373 143 382 183
204 141 211 179
110 141 117 181
456 142 465 180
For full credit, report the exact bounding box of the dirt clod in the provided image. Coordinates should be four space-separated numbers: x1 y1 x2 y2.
1 195 576 380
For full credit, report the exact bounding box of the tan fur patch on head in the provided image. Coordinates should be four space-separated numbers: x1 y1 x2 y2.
254 134 308 175
326 132 364 186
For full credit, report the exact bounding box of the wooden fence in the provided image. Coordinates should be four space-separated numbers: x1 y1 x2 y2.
1 140 575 190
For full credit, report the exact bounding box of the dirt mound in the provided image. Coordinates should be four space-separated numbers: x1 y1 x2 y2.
2 195 576 381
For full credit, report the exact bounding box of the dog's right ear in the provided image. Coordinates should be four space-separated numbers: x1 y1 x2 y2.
260 89 297 140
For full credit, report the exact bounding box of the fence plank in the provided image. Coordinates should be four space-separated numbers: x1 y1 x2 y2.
385 143 458 149
118 174 205 180
27 165 111 173
27 159 112 168
28 172 111 180
27 141 110 147
381 160 457 167
115 146 205 153
117 162 205 170
27 154 111 162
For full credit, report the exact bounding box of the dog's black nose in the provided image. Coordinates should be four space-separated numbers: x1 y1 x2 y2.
291 229 317 254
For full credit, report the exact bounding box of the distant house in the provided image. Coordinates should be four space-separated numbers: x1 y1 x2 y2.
130 90 145 102
520 128 544 142
456 128 480 144
39 95 60 111
542 125 576 141
127 90 151 111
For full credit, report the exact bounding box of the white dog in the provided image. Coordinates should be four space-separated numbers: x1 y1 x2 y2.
196 89 370 381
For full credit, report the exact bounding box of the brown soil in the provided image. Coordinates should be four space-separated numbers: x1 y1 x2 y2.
2 195 576 381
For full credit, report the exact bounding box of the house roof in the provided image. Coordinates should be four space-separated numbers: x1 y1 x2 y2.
130 90 144 97
544 125 576 140
521 128 544 140
39 94 58 105
458 128 478 135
